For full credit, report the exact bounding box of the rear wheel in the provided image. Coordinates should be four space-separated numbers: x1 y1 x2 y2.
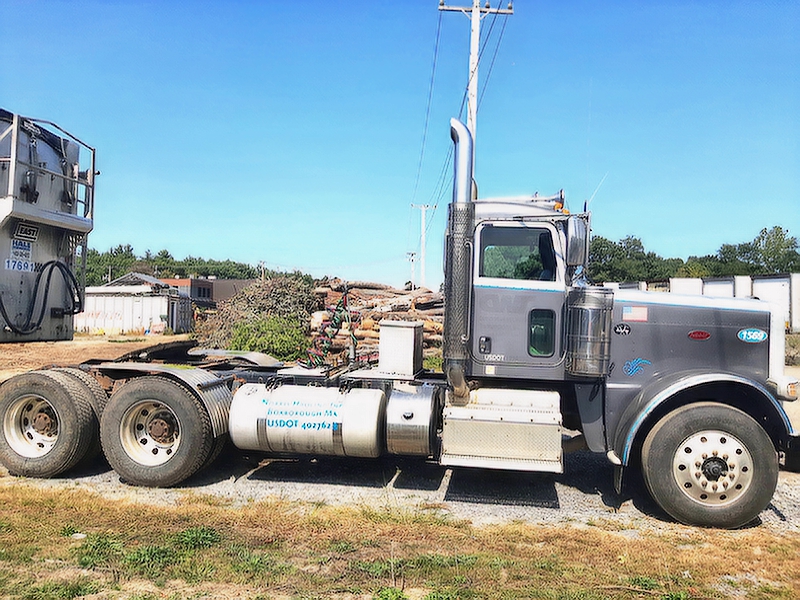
100 376 214 487
203 434 228 469
0 371 95 477
641 402 777 528
53 367 109 461
53 367 108 415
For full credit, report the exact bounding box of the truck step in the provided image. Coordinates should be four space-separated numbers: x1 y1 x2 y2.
440 388 562 473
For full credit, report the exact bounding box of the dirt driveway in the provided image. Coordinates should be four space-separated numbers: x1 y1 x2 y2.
0 335 185 382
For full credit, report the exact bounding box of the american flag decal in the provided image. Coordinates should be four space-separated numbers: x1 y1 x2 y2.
622 306 648 322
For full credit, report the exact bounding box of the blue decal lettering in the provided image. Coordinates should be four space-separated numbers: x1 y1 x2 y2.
623 358 651 377
737 328 768 344
266 419 298 428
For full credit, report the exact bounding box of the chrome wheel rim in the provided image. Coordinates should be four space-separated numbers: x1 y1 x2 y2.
672 429 753 506
3 394 59 458
119 400 180 466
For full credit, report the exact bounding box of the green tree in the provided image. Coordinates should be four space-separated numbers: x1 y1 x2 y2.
588 235 683 283
750 226 800 273
587 225 800 284
675 258 712 278
84 244 137 285
711 227 800 276
85 245 265 286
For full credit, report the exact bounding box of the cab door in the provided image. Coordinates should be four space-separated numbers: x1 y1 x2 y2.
470 222 567 380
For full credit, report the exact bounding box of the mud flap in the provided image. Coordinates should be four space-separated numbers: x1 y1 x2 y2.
783 436 800 472
613 464 624 495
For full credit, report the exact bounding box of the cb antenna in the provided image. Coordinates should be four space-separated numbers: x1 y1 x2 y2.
584 171 609 212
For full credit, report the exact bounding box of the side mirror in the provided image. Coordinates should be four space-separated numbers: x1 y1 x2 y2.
566 215 588 266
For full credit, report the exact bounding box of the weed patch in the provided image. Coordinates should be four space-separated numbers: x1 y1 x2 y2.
73 533 124 569
123 544 177 579
174 525 221 549
374 587 407 600
17 577 99 600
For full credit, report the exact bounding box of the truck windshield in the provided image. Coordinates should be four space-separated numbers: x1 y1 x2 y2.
479 226 556 281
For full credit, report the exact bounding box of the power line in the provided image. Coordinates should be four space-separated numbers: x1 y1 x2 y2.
478 7 509 108
440 0 513 153
410 11 443 206
428 1 512 227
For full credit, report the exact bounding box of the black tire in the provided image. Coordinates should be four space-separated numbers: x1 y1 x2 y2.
641 402 778 528
0 371 96 477
100 376 214 487
203 434 228 469
53 367 108 416
52 367 110 462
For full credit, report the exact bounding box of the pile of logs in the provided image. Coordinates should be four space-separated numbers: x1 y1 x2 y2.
310 278 444 361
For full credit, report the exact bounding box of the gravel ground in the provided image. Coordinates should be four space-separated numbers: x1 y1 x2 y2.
3 442 800 534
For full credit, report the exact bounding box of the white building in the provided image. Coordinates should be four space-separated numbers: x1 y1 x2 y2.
75 273 192 335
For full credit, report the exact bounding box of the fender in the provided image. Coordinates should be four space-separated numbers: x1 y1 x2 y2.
93 363 232 438
611 370 795 466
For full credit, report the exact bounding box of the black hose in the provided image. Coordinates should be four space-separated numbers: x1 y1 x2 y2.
0 260 83 336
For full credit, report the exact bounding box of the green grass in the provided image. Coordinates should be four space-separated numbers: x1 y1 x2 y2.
174 525 222 549
72 533 124 569
18 577 99 600
423 353 443 372
0 483 799 599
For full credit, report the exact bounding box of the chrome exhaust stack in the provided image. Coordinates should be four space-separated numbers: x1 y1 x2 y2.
443 118 474 400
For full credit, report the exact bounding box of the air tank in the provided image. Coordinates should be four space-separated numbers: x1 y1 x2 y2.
565 287 614 377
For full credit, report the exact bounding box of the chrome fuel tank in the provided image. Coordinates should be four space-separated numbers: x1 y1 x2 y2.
229 384 386 457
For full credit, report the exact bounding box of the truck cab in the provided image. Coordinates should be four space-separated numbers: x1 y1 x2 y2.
440 118 799 527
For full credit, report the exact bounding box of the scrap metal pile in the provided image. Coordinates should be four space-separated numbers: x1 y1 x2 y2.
197 276 443 365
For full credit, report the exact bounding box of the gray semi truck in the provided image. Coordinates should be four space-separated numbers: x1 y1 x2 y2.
1 115 798 529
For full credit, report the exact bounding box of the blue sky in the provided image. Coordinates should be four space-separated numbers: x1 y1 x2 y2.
2 1 798 288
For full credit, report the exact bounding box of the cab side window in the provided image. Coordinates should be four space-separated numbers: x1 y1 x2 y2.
479 226 556 281
529 309 555 356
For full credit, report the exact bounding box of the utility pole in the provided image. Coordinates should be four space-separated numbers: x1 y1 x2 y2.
411 203 431 288
406 251 417 289
439 0 513 168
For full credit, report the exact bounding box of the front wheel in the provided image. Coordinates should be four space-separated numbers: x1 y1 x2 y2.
641 402 778 528
100 376 214 487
